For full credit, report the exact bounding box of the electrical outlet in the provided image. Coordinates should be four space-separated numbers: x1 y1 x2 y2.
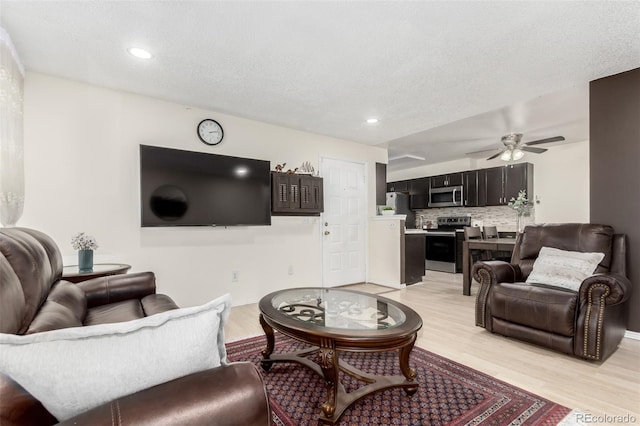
288 265 294 275
232 271 239 282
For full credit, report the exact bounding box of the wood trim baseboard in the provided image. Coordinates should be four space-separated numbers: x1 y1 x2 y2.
624 330 640 340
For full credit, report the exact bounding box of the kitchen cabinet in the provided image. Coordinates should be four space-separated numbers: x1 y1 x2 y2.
430 173 463 188
463 170 482 207
409 177 430 209
387 180 409 193
404 233 426 285
271 172 324 215
375 163 387 205
482 163 533 206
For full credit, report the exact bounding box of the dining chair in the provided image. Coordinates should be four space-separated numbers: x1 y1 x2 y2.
464 227 486 265
482 225 511 261
483 226 498 239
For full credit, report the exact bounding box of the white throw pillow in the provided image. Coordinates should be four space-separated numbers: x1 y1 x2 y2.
0 293 231 421
526 247 605 291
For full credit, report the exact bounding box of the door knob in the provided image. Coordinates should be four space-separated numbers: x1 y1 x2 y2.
324 231 330 235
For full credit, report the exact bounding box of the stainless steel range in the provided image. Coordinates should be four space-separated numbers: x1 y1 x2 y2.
424 216 471 273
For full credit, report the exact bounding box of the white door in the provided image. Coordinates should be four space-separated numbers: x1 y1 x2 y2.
320 158 367 287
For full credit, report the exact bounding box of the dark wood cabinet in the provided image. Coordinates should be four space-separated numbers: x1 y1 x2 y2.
409 177 429 209
431 173 463 188
272 172 323 215
404 233 426 285
463 170 482 207
375 163 387 205
504 163 532 202
484 167 504 206
482 163 533 206
387 163 533 210
387 180 409 193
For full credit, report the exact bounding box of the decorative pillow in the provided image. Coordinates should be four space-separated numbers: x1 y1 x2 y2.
0 293 231 421
526 247 605 291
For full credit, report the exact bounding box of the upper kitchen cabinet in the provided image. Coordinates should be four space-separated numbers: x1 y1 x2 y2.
463 170 483 207
387 180 409 193
430 172 463 188
482 163 533 206
272 172 324 215
409 177 430 209
376 163 387 205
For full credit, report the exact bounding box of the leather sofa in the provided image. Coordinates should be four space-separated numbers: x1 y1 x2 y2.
473 223 631 361
0 227 271 425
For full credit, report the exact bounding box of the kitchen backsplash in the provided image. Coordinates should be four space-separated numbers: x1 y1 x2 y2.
412 205 535 232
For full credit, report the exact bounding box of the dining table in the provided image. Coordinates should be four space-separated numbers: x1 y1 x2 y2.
462 238 517 295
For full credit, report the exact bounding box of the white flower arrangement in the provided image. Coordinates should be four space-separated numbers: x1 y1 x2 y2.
508 190 532 217
71 232 99 251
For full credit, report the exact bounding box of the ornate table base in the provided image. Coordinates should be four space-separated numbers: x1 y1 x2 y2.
259 314 418 425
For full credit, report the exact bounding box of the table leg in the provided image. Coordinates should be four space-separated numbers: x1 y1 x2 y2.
259 314 275 371
319 337 339 419
463 240 471 296
399 335 418 395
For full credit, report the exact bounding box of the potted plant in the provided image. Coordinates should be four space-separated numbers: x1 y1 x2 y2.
508 190 532 234
381 206 396 216
71 232 99 272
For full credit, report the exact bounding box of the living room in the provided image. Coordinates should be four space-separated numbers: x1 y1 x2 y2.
1 2 639 425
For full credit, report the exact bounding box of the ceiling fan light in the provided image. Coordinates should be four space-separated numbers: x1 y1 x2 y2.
500 150 512 161
512 148 524 160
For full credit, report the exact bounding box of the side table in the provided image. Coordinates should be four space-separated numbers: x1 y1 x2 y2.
62 263 131 283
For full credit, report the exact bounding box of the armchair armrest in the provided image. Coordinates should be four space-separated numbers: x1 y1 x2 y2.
576 273 631 361
579 273 632 306
472 260 522 285
473 261 522 329
75 272 156 308
57 363 271 426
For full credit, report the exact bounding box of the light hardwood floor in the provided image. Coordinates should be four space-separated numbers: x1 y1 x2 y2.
226 271 640 422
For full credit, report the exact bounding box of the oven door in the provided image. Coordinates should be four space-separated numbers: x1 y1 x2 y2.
425 233 457 273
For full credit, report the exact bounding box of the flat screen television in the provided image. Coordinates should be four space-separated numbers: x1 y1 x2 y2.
140 145 271 227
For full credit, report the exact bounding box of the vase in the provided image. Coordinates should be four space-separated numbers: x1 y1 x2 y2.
78 249 94 272
516 215 527 234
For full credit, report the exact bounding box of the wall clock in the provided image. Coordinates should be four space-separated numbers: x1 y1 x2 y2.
197 119 224 145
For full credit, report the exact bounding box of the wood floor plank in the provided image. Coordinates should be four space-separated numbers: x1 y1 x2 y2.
225 271 640 421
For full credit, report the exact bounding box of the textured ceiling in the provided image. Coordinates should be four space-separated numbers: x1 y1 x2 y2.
1 1 639 168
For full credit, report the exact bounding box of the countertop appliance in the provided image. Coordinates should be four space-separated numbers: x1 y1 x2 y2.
385 192 415 228
428 185 464 208
424 216 471 273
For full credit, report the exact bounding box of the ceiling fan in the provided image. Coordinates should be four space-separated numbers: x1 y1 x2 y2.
467 133 565 161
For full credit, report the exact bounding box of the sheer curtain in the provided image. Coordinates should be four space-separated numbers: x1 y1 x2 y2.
0 27 24 227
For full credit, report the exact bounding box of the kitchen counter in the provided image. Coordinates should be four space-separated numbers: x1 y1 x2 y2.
404 229 429 234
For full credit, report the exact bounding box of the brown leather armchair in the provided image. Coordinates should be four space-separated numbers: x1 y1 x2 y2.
0 227 271 425
473 223 631 361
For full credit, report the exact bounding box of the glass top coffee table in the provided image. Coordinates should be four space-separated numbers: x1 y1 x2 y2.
258 287 423 425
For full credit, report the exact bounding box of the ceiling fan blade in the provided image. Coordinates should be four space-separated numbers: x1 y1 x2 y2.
465 147 500 156
487 150 504 160
524 136 565 146
521 146 547 154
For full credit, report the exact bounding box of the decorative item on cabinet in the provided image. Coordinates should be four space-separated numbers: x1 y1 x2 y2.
271 172 323 216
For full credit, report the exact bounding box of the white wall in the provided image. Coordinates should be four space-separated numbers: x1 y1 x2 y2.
21 72 387 307
388 140 590 224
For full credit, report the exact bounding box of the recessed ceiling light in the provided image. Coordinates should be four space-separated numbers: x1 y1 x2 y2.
366 118 379 124
128 47 153 59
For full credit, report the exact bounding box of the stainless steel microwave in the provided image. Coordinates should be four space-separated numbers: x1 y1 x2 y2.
428 185 463 208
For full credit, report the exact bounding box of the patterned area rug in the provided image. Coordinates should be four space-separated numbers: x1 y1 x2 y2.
227 335 571 425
